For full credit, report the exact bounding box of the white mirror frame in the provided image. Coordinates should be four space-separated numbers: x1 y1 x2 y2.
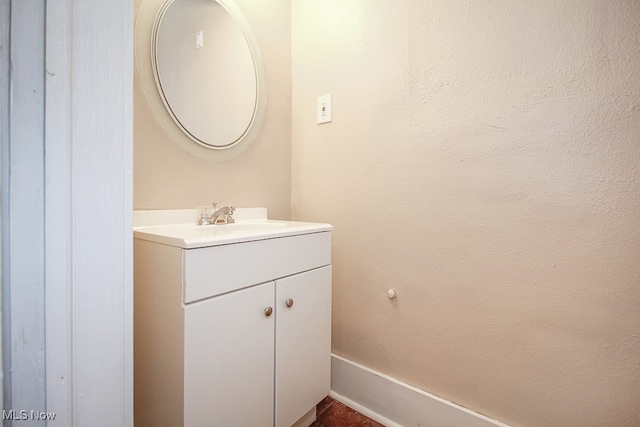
135 0 267 161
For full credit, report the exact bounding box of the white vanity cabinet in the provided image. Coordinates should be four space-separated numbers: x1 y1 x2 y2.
134 227 332 427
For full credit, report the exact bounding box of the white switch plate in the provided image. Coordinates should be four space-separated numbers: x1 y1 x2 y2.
196 30 204 49
317 94 332 124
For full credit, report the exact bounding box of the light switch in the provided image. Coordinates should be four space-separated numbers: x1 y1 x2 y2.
317 94 332 124
196 30 204 49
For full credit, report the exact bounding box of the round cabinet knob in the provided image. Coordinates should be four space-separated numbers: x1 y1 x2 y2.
264 307 273 317
285 298 294 308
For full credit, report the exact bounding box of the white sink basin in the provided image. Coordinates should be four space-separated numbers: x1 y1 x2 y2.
133 209 332 249
191 222 288 234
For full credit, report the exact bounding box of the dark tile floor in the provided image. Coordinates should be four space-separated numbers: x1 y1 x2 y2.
310 396 385 427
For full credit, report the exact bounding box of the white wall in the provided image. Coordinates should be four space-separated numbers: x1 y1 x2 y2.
292 1 640 426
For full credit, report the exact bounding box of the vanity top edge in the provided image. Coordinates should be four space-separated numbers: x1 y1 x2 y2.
133 208 332 249
134 227 332 249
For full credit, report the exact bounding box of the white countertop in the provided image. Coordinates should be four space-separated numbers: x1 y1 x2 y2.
133 208 332 249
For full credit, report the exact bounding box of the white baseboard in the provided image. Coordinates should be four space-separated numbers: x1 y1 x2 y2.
330 354 510 427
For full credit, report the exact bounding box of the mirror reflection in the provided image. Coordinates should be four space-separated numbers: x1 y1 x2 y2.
150 0 263 152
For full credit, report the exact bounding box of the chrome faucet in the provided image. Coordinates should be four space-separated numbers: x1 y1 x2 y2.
197 202 235 225
211 203 235 224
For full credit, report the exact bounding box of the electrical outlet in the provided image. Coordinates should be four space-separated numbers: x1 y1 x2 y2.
317 94 332 124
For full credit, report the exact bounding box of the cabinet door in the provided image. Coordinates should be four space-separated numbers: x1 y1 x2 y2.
184 282 275 427
275 266 332 427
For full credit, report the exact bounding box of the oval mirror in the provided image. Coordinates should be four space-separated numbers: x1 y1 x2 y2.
136 0 267 161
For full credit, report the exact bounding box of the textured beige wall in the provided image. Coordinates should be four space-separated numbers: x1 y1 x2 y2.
292 1 640 426
134 0 292 219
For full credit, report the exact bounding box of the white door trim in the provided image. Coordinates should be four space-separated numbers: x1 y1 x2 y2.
44 0 134 425
1 0 133 425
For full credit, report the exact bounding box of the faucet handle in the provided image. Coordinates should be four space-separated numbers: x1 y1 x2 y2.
226 206 236 223
197 205 212 225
